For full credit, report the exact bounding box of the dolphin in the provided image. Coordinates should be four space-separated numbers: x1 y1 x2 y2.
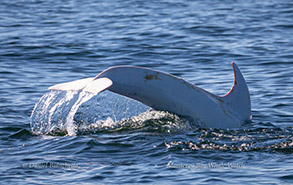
49 62 251 129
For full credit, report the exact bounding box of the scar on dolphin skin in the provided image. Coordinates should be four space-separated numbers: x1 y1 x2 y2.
144 72 160 81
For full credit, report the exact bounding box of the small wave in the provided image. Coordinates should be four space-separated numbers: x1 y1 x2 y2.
9 129 34 139
76 110 192 135
164 126 293 153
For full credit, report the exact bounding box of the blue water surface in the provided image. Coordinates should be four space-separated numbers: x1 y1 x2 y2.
0 0 292 184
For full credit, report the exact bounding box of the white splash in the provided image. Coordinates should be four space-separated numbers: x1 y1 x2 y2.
31 90 189 136
48 91 77 127
31 90 96 136
65 91 96 136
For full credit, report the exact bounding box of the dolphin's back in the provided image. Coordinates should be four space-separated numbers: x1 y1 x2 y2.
97 65 246 128
49 63 251 128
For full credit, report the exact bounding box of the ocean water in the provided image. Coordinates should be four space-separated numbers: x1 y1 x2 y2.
1 0 293 184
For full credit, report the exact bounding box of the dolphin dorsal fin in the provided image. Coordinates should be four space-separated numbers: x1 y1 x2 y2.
220 62 251 122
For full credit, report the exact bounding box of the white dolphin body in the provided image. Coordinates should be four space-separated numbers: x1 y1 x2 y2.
49 62 251 129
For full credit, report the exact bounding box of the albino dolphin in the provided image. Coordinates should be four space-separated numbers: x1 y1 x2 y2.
49 62 251 129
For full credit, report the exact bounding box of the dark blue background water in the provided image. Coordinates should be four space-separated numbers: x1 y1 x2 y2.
1 0 292 184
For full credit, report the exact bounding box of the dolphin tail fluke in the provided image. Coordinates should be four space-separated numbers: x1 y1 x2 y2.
49 77 113 95
220 62 251 122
